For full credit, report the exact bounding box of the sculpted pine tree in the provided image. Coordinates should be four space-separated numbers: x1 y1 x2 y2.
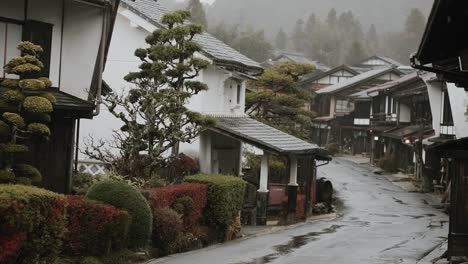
0 42 55 185
246 62 315 140
85 10 216 178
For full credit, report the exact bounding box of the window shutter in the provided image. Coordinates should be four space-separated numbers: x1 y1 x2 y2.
22 20 53 78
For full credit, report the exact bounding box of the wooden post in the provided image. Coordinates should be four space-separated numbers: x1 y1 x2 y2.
256 153 269 225
287 156 298 224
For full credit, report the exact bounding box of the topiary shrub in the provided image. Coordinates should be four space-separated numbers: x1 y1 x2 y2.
185 174 246 239
152 207 183 254
63 196 131 256
0 41 55 185
0 184 67 263
145 183 208 229
86 180 152 249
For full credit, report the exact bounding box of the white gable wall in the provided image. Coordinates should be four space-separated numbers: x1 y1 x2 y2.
316 70 355 85
424 76 443 137
447 83 468 138
0 0 104 99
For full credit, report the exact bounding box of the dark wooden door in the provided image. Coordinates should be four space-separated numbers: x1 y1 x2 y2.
448 160 468 258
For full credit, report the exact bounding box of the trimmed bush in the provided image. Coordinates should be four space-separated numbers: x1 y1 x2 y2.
145 183 208 229
166 232 202 255
0 185 67 263
86 180 152 249
185 174 246 233
0 231 26 263
63 196 131 256
152 207 183 254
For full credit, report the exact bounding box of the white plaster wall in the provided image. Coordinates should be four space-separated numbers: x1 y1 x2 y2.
399 103 411 123
0 23 22 79
79 13 147 158
27 0 63 86
423 75 443 137
447 83 468 138
60 0 103 99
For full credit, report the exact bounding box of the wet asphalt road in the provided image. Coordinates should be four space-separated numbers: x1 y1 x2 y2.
149 158 448 264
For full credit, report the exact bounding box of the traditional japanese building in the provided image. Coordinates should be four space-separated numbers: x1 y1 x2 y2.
412 0 468 259
0 0 122 193
313 66 404 153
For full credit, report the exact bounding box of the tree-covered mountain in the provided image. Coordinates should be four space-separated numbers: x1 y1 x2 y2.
205 0 432 37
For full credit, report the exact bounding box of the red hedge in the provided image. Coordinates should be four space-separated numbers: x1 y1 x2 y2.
0 231 25 262
63 196 130 256
146 184 208 229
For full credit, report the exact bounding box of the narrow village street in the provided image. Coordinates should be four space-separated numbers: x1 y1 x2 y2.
149 158 448 264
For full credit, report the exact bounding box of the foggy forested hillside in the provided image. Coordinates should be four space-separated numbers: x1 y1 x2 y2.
205 0 432 36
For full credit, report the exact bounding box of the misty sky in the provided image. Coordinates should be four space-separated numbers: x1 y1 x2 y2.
176 0 215 3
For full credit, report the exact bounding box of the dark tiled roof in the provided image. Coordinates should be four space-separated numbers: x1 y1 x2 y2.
350 72 420 99
0 87 95 117
298 65 359 87
383 126 434 140
120 0 262 73
212 116 330 159
316 67 404 95
354 55 403 68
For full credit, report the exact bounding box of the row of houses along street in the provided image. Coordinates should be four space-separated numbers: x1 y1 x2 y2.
0 0 467 263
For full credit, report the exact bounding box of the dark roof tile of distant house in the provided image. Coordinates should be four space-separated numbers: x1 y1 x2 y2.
350 72 420 99
298 64 359 88
354 55 404 68
315 66 404 95
121 0 262 73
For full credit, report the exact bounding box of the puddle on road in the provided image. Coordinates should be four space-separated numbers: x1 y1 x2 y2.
392 197 408 205
370 213 400 218
232 225 344 264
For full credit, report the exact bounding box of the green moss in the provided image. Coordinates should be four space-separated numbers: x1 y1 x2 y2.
2 89 25 103
0 143 29 153
1 79 20 88
0 170 15 183
17 41 44 55
11 63 42 75
28 123 51 137
19 79 46 90
23 55 44 68
13 164 42 183
38 77 53 88
3 112 25 128
40 92 57 104
23 96 53 113
86 180 153 249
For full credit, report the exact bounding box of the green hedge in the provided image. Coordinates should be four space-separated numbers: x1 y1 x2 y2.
86 180 152 249
185 174 246 231
0 184 67 263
